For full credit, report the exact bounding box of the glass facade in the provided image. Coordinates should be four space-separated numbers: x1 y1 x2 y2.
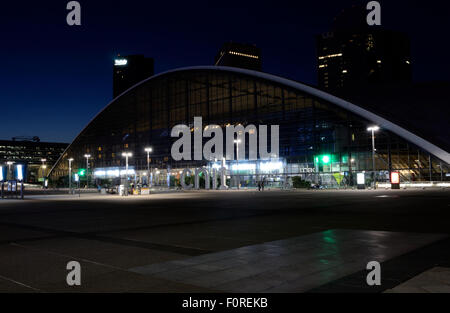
49 68 449 188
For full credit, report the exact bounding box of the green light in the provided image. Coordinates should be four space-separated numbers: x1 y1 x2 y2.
322 155 330 164
78 169 86 177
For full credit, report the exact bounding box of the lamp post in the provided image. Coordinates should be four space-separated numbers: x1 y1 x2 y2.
68 158 73 194
40 158 47 188
6 161 14 180
84 154 91 188
144 147 152 187
234 139 241 189
367 126 380 189
122 152 132 195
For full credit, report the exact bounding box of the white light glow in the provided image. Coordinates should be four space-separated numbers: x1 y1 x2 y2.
260 161 283 172
231 163 256 171
0 166 3 181
357 173 365 185
115 59 127 66
17 164 23 181
94 168 135 177
212 163 227 169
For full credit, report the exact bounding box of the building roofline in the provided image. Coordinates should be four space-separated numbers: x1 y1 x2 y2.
49 66 450 175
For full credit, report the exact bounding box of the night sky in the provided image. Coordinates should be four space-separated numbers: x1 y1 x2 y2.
1 0 449 143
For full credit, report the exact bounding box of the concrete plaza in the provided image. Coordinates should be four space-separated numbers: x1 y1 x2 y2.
0 188 449 292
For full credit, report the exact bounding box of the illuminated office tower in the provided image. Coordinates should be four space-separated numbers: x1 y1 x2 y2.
214 42 261 71
113 54 154 98
316 6 412 92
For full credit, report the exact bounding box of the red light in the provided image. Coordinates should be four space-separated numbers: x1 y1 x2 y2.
390 172 400 184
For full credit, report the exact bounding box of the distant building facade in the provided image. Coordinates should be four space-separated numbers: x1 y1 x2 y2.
316 6 412 93
0 138 68 183
214 42 262 71
113 54 154 98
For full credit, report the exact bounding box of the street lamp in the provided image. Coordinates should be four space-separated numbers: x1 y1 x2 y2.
234 139 241 189
122 152 132 195
367 126 380 189
7 161 14 180
144 147 152 187
40 158 47 188
68 158 74 194
83 154 91 188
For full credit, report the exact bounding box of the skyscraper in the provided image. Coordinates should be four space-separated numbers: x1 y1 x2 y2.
316 6 412 93
113 54 154 98
214 42 262 71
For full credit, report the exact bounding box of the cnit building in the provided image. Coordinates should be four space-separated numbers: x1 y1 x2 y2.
49 44 450 189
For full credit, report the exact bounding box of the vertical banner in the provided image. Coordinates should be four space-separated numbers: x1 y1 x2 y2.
15 164 27 182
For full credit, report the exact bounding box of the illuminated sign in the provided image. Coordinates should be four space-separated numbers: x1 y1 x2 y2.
321 155 330 164
390 172 400 184
315 154 332 165
357 173 365 185
93 168 135 177
114 59 127 66
16 164 24 181
0 166 3 181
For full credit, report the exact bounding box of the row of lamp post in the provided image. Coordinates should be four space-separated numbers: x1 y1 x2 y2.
64 126 379 192
66 147 153 195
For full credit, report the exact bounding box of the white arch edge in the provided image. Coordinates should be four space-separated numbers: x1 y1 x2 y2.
50 65 450 175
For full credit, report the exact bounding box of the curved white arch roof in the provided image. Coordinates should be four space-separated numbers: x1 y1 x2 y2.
50 66 450 174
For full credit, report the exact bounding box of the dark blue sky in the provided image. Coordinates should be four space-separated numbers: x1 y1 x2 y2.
1 0 449 143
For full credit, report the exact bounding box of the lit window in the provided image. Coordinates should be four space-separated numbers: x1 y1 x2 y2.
318 53 342 60
228 51 259 59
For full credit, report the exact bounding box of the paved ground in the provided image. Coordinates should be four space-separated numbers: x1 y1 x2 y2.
385 267 450 293
0 188 449 292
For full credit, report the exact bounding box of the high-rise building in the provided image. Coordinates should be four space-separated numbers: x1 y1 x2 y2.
113 54 154 98
214 42 261 71
316 6 412 93
0 137 68 183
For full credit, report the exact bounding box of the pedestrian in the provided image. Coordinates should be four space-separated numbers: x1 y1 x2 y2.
261 180 265 191
257 181 261 191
